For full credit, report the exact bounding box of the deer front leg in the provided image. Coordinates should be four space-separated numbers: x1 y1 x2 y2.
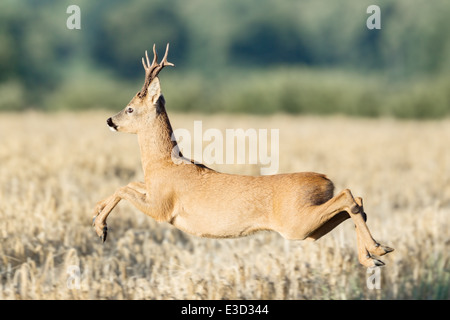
92 181 147 218
92 181 147 242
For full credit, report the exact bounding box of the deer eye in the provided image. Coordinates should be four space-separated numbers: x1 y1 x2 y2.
126 107 134 114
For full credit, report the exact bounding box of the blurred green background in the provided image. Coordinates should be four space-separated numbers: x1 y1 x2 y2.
1 0 449 118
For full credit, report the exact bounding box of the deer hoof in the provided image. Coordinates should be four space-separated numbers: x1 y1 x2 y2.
360 254 385 268
93 217 108 242
372 258 385 267
101 226 108 243
370 243 394 256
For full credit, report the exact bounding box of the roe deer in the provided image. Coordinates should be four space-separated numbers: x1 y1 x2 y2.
92 44 393 267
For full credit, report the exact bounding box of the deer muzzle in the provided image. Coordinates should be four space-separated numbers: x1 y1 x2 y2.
107 117 118 132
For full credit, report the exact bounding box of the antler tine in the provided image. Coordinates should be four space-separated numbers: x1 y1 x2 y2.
152 44 158 67
141 51 148 71
150 43 174 76
138 43 174 98
161 43 175 67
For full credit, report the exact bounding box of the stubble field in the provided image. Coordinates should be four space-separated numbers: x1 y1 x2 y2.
0 111 448 299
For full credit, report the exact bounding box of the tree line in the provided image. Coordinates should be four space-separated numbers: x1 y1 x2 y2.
1 0 449 117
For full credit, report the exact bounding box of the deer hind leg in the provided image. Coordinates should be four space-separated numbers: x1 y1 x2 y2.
280 189 393 267
305 210 350 241
92 181 147 242
353 197 394 259
305 211 385 267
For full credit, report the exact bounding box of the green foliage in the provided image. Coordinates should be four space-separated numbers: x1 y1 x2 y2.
0 0 449 118
43 69 137 111
163 68 450 119
0 81 26 111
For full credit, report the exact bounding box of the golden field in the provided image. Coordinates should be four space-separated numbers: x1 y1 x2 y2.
0 111 448 299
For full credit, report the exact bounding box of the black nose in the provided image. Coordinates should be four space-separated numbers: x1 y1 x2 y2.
107 117 117 130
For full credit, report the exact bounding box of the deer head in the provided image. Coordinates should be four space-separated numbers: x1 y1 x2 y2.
107 43 174 134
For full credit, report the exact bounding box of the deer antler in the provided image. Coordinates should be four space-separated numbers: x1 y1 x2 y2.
138 43 174 98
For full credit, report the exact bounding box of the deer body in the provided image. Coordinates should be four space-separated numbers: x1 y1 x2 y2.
93 44 393 267
145 164 333 239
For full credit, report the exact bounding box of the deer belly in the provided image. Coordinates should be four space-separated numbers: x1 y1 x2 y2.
170 210 265 239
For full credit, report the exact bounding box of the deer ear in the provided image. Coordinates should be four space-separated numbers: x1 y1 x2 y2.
146 77 161 105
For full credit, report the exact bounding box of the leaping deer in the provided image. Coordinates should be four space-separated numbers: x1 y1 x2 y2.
92 44 393 267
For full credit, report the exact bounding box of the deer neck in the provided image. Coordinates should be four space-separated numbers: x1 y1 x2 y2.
137 111 177 176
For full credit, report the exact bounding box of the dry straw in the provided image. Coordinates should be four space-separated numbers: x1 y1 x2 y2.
0 112 448 299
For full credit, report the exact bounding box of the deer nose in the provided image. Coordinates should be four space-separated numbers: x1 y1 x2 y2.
107 117 118 131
